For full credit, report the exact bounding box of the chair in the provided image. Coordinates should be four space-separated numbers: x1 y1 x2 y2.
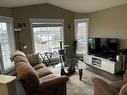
92 72 127 95
10 50 69 95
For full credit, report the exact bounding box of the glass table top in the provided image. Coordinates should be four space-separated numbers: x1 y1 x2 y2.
61 58 89 70
51 58 89 76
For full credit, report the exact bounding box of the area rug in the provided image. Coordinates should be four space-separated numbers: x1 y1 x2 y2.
50 65 112 95
67 70 112 95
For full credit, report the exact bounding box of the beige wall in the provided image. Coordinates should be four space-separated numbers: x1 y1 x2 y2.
1 3 127 53
89 4 127 48
12 4 74 55
0 7 12 17
74 13 89 19
74 4 127 48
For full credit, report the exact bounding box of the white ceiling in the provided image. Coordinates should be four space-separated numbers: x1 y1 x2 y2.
0 0 127 12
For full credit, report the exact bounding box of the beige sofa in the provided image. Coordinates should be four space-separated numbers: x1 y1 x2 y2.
10 50 68 95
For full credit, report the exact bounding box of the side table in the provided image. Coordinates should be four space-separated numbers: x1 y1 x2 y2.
0 75 16 95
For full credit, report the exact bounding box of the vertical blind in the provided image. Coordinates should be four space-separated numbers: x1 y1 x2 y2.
0 17 15 74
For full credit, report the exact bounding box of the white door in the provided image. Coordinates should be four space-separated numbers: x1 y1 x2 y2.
0 17 15 74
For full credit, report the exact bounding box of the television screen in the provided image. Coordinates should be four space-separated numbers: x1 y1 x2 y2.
88 38 119 61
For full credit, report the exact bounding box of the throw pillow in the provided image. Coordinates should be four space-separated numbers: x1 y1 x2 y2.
26 53 42 66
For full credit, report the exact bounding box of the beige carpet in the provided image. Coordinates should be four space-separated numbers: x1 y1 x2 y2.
49 65 112 95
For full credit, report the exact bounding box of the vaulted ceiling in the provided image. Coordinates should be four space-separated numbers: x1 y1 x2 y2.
0 0 127 12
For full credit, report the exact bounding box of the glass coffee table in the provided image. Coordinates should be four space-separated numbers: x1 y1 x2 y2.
60 58 89 80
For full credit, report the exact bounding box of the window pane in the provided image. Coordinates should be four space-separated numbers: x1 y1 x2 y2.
0 22 14 71
33 24 63 58
75 20 88 54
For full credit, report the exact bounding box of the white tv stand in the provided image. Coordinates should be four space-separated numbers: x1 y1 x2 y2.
84 54 122 74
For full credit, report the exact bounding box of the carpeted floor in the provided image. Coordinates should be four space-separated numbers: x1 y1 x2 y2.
49 64 113 95
67 70 94 95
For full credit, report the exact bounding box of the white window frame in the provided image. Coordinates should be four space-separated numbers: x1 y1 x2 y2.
74 19 89 54
0 16 15 74
30 19 64 53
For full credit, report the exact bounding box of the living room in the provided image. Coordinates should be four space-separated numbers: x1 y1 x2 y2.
0 0 127 95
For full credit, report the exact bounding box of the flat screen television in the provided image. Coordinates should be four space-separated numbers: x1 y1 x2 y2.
88 38 119 62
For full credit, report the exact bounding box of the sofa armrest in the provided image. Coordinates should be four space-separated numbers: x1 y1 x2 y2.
37 75 69 90
110 80 125 91
119 83 127 95
92 78 118 95
123 71 127 82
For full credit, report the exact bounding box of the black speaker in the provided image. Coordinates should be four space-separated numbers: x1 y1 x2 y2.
118 48 127 71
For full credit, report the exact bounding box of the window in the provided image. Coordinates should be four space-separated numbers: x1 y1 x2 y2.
75 19 89 55
0 17 15 74
31 19 64 58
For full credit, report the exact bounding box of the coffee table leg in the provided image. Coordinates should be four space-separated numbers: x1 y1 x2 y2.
79 69 82 80
61 68 65 76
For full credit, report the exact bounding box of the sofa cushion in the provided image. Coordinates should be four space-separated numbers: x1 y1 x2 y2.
119 83 127 95
33 63 45 70
36 67 52 78
19 62 40 89
26 53 42 66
